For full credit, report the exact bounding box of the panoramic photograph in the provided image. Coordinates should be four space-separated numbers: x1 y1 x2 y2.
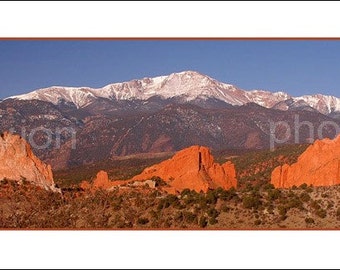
1 40 340 229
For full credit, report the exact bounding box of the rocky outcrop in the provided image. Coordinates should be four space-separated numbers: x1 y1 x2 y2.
131 145 237 193
93 170 112 189
0 131 59 192
271 135 340 188
81 170 114 191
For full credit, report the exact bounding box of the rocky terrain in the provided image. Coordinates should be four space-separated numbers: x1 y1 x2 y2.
1 134 340 229
1 71 340 170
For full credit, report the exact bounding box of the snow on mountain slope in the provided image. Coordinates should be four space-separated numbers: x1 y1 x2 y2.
8 71 249 108
292 94 340 114
7 70 340 114
10 87 97 108
245 90 291 108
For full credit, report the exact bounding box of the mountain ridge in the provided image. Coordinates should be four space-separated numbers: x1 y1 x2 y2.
6 70 340 115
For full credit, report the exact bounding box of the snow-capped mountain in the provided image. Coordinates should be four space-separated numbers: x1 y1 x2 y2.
7 70 340 114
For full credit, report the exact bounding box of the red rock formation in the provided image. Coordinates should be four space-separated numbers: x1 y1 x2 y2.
81 170 114 191
0 131 59 192
93 170 112 189
271 135 340 188
131 145 237 193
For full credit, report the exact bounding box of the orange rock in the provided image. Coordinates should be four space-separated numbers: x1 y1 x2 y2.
132 145 237 193
271 135 340 188
0 131 59 192
81 170 125 191
93 170 112 189
80 180 92 191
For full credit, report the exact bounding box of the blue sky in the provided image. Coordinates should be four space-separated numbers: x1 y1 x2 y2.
0 40 340 99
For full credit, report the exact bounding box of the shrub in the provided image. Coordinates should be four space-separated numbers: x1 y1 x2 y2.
336 207 340 217
306 186 314 193
152 176 168 187
262 183 275 191
137 217 150 225
205 190 218 205
199 216 208 228
310 200 321 210
183 211 197 224
316 209 327 219
327 202 334 209
209 217 218 225
287 197 303 210
221 205 230 213
157 194 180 210
254 219 261 226
299 183 308 190
305 217 315 224
300 192 311 202
180 189 192 197
267 189 281 201
278 206 287 217
207 208 219 219
220 188 238 201
174 211 184 222
182 190 201 205
242 195 261 209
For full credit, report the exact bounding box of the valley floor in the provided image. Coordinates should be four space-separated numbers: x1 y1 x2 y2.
1 179 340 229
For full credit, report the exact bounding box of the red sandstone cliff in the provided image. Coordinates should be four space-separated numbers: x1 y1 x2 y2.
0 132 59 192
271 135 340 188
132 145 237 193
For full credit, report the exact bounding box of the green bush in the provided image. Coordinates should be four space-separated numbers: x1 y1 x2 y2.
267 189 281 201
199 216 208 228
299 183 308 190
306 186 313 193
157 195 179 210
262 183 275 191
152 176 168 187
287 197 303 210
300 192 311 202
242 195 261 209
183 211 197 224
205 190 218 205
180 188 192 197
207 208 219 219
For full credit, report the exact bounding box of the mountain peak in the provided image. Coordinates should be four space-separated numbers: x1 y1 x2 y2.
5 71 340 114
